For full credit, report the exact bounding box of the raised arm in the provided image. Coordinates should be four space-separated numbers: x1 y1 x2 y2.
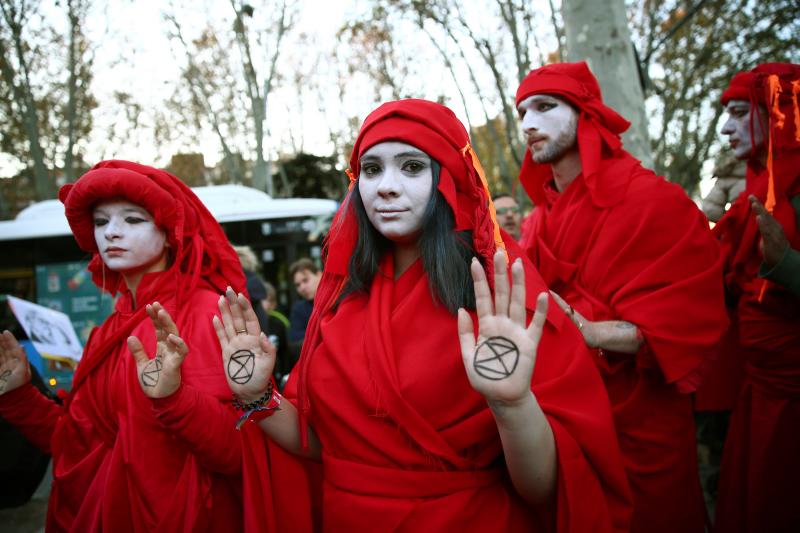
458 252 556 504
215 288 321 460
0 330 63 452
128 302 243 474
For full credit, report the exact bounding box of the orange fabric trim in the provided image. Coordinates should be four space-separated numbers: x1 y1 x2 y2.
764 75 782 214
345 168 356 190
460 143 506 258
792 80 800 142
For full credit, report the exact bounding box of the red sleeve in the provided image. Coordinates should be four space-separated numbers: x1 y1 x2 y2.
597 175 728 390
533 307 633 533
0 383 62 453
150 383 242 474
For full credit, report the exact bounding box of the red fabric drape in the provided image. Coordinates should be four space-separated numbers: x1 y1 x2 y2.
284 99 632 531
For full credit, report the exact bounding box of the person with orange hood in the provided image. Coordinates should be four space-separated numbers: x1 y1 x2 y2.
515 62 728 533
713 62 800 533
0 161 303 532
215 99 632 532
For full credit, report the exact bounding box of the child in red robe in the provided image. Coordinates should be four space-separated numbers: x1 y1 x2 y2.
215 99 632 532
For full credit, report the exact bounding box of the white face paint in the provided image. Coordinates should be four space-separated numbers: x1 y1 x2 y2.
358 141 434 244
93 200 168 274
720 99 768 160
518 94 579 164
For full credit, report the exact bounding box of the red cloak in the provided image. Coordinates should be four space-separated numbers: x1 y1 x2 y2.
285 99 632 531
516 63 728 533
0 161 301 532
713 63 800 533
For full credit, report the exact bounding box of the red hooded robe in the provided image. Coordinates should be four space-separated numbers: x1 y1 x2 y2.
0 161 307 532
515 63 728 533
713 63 800 533
280 99 632 532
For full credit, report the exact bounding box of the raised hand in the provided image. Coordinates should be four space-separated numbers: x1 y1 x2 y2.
128 302 188 398
750 194 789 267
213 287 276 401
458 251 548 405
0 330 31 395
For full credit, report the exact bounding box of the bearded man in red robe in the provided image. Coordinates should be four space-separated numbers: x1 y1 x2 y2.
515 62 728 533
713 62 800 533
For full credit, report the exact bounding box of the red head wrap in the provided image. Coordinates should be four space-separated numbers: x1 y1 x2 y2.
293 99 514 447
59 159 245 297
58 160 246 399
515 61 632 207
720 63 800 211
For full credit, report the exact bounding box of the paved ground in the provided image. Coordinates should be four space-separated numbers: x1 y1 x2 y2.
0 463 50 533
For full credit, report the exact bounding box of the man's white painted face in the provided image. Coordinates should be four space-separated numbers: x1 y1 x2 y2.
358 141 434 244
720 99 767 161
92 200 168 273
518 94 579 164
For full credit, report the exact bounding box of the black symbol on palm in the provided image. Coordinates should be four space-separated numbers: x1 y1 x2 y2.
473 336 520 380
228 350 255 385
141 358 163 387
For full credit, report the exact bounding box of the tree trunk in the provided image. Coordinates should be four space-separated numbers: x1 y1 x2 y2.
561 0 653 167
64 0 78 182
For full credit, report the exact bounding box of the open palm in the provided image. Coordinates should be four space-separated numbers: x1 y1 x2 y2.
0 330 31 395
213 287 276 401
128 302 188 398
458 251 548 405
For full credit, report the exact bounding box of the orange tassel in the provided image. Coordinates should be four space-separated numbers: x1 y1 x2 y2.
460 143 507 257
792 80 800 142
764 75 782 214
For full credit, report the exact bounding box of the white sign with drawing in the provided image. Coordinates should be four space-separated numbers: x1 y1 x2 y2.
7 295 83 362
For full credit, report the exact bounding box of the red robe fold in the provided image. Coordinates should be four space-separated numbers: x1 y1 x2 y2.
524 154 728 533
298 254 631 532
0 272 282 532
713 164 800 533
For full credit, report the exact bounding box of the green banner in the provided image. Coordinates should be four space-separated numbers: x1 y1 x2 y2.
35 261 114 345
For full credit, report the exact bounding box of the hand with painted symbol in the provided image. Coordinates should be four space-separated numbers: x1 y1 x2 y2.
0 330 31 395
128 302 188 398
214 287 277 401
458 251 548 405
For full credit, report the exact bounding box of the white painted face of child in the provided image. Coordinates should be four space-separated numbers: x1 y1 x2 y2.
518 94 579 164
358 141 434 243
93 200 168 273
720 99 768 160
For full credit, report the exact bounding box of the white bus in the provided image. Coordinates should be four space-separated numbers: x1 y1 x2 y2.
0 183 337 345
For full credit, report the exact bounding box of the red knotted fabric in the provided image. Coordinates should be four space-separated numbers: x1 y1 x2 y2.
516 63 728 533
0 161 307 532
713 63 800 533
283 99 632 531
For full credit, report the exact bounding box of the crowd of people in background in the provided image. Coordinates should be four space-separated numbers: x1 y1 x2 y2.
0 59 797 533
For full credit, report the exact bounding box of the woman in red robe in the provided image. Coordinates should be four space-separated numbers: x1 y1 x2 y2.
216 99 632 532
713 63 800 533
0 161 296 532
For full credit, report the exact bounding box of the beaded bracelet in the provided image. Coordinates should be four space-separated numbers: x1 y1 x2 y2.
233 379 281 429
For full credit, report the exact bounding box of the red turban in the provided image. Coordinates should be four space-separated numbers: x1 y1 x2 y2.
59 160 245 298
515 61 632 207
720 63 800 210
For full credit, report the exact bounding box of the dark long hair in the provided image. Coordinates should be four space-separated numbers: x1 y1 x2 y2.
339 161 476 314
